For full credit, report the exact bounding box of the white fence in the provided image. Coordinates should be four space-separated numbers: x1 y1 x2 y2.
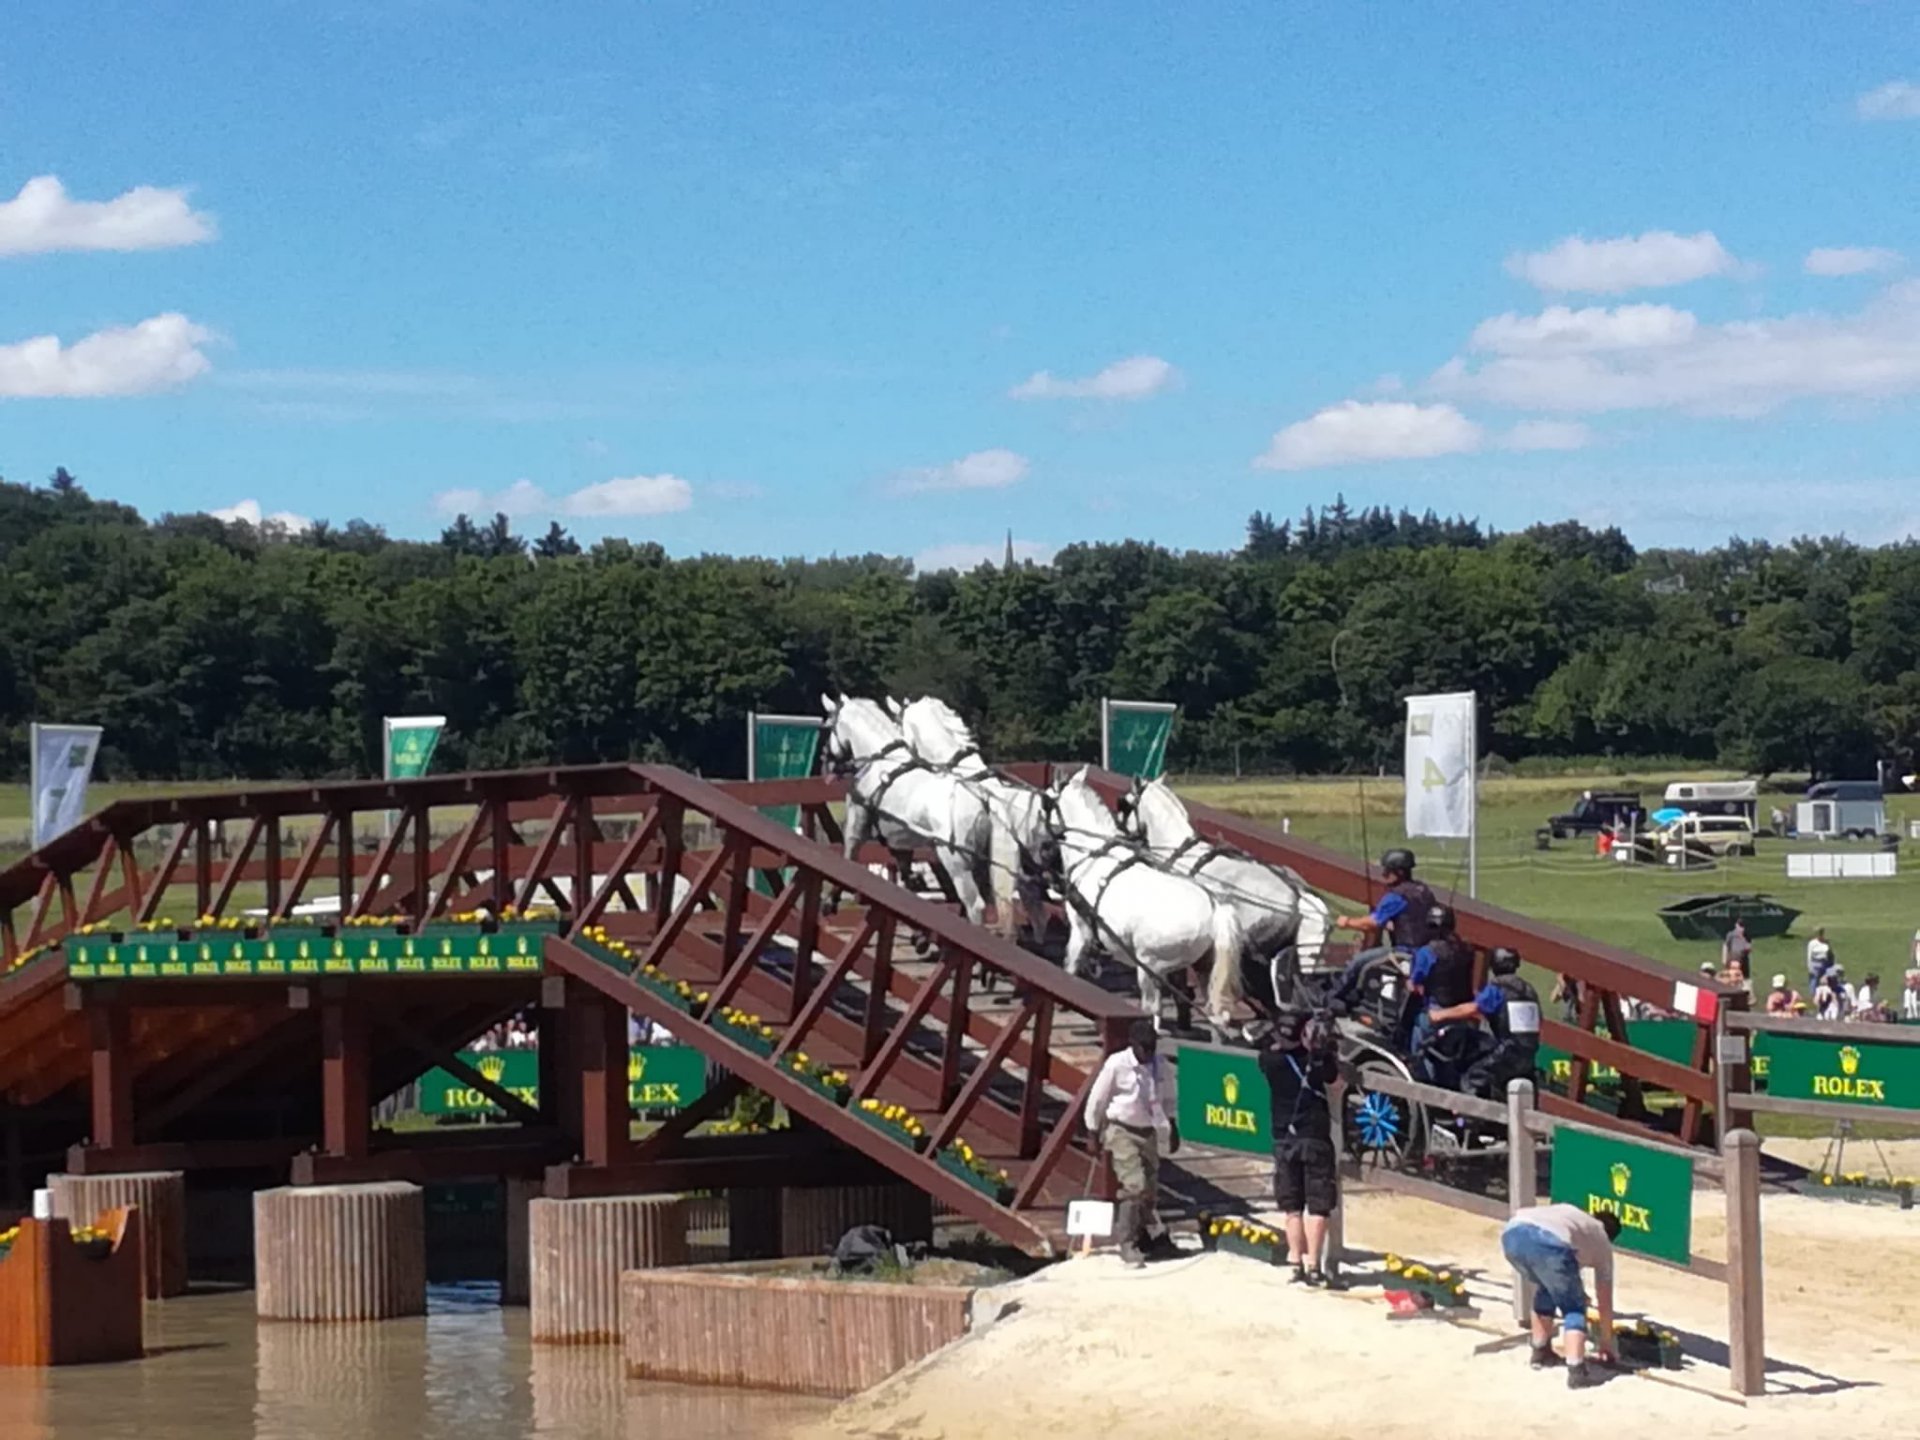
1786 851 1898 879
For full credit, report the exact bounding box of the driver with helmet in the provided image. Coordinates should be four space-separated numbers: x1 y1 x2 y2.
1429 945 1544 1099
1324 847 1436 1010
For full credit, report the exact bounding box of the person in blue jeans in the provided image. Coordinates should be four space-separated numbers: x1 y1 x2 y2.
1500 1203 1620 1389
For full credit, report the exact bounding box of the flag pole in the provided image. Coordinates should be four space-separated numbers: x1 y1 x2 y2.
1467 693 1479 900
27 722 40 852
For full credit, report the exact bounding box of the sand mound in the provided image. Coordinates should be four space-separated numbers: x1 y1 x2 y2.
798 1184 1920 1440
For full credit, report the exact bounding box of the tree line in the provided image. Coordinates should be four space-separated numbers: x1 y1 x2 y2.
0 472 1907 784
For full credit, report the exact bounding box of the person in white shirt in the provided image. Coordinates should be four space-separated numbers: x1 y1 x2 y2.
1806 928 1834 988
1084 1018 1180 1267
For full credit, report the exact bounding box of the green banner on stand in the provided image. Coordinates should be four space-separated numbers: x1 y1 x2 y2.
748 713 824 894
1175 1043 1270 1155
1102 699 1176 780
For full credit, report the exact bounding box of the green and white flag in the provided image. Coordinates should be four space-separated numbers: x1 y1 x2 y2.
29 722 103 849
1101 699 1177 780
384 715 447 782
748 713 824 894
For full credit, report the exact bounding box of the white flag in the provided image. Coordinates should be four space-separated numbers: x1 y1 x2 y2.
31 722 103 849
1404 692 1475 839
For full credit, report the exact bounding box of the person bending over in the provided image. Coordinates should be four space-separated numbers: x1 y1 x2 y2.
1501 1203 1620 1390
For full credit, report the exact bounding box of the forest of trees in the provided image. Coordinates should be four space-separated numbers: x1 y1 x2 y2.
0 470 1911 785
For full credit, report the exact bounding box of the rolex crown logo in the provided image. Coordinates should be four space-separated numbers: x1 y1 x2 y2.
1222 1073 1240 1106
1840 1045 1861 1077
1610 1162 1631 1199
478 1055 507 1082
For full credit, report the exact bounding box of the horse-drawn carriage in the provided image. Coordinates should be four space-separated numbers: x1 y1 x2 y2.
817 693 1528 1174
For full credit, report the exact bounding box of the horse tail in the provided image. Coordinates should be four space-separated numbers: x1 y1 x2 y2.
1207 902 1247 1018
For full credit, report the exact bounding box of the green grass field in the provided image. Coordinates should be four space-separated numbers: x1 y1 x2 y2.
1179 772 1920 993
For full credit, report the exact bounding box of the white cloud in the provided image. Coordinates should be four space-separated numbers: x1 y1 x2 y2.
1505 231 1743 294
1432 282 1920 417
0 175 215 257
562 474 693 517
1857 81 1920 121
1500 419 1592 452
433 474 694 519
890 448 1030 494
1253 401 1483 471
209 499 312 532
1470 304 1698 354
1009 354 1180 402
1805 246 1902 277
914 539 1056 573
0 313 214 398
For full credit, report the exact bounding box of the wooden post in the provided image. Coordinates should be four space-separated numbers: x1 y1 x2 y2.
1507 1077 1538 1327
321 1000 371 1158
576 993 632 1168
88 1002 135 1151
1724 1127 1766 1397
1325 1075 1345 1281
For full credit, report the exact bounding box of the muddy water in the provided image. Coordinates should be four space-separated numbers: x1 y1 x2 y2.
0 1286 830 1440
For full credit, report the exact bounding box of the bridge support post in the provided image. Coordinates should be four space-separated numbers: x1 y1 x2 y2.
255 1182 426 1321
504 1175 542 1305
530 1195 688 1343
321 999 371 1159
574 991 633 1169
86 999 135 1152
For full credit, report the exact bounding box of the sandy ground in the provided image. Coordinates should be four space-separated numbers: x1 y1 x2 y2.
796 1179 1920 1440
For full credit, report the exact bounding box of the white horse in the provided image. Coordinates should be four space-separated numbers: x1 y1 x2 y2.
894 695 1052 946
820 694 995 926
1047 766 1246 1035
1117 776 1333 1010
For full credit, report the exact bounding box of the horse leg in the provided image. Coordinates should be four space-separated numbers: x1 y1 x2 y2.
1062 910 1090 979
938 843 987 928
1140 968 1165 1034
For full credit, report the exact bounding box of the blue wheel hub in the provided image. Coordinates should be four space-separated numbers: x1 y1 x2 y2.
1353 1091 1402 1151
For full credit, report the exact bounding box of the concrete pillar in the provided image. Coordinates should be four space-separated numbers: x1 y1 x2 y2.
49 1170 188 1298
779 1183 934 1258
254 1183 426 1321
530 1195 687 1344
503 1176 542 1306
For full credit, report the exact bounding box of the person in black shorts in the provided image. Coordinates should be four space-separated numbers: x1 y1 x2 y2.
1257 1009 1341 1287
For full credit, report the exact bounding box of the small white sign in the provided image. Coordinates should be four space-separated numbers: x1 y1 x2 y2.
1717 1035 1749 1065
1066 1199 1114 1238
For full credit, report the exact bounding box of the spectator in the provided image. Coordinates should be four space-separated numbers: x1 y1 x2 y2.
1765 974 1798 1015
1770 805 1788 836
1815 964 1852 1021
1720 920 1753 982
1806 927 1834 988
1551 975 1584 1025
1904 970 1920 1022
1854 972 1886 1021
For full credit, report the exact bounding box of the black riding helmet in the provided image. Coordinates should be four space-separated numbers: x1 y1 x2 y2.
1381 847 1416 878
1427 902 1457 936
1489 946 1523 975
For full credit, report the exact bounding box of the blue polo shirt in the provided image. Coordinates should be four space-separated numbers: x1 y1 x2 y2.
1410 942 1439 988
1474 981 1506 1018
1370 890 1409 932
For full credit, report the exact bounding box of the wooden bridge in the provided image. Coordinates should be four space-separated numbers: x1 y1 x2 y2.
0 761 1742 1252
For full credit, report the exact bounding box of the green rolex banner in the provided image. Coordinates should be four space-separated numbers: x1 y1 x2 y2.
748 713 824 895
418 1046 708 1117
1549 1127 1694 1265
1102 698 1177 780
1176 1043 1269 1155
384 715 446 781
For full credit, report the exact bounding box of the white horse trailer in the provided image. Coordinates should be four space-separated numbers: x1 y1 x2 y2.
1796 780 1887 840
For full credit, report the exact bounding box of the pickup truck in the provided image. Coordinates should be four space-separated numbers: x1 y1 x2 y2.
1546 790 1647 840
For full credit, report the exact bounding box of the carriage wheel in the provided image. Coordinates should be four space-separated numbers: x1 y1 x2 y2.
1342 1053 1424 1169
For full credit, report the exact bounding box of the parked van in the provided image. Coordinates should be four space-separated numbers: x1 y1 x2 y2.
1663 780 1759 823
1660 812 1759 858
1797 780 1887 841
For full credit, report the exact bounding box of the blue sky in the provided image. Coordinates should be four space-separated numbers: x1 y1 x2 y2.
3 2 1918 567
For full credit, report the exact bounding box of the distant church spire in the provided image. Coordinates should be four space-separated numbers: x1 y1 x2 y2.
1004 528 1015 568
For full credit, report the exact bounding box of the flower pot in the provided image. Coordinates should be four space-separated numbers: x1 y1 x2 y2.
480 916 500 935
